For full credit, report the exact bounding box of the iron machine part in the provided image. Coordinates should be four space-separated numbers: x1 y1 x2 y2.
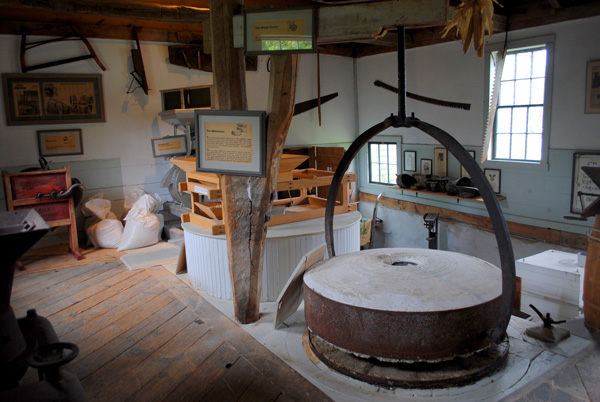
423 212 439 249
317 26 516 387
324 26 515 349
0 209 86 401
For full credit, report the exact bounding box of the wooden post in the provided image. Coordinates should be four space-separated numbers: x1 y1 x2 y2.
210 0 300 323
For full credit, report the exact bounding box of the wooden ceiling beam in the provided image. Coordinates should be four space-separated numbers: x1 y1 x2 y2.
0 0 210 24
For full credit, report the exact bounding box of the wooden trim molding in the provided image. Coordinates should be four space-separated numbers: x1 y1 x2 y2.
359 192 588 250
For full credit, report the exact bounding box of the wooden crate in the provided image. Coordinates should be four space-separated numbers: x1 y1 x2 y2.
2 167 81 259
180 168 357 233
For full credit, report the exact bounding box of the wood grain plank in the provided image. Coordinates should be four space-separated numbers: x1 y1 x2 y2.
11 260 119 303
149 268 333 402
201 356 259 401
72 290 176 361
237 373 284 402
163 342 242 402
127 330 224 402
57 278 165 339
10 260 124 313
45 270 152 323
73 298 186 380
95 318 210 401
81 307 199 400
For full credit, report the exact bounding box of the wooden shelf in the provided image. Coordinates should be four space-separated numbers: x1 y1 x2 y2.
388 186 506 204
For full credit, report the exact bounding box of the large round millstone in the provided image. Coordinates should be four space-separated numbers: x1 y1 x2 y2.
303 248 503 362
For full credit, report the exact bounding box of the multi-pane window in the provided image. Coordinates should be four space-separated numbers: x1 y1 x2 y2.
491 44 550 162
368 142 397 185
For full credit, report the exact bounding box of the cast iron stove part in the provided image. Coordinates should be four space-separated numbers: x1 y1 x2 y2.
529 304 566 328
324 26 515 348
525 304 571 343
28 342 79 383
423 213 439 249
35 183 83 200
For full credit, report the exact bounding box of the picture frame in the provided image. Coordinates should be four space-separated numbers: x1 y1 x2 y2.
420 158 432 176
570 152 600 214
484 168 501 194
460 150 476 178
195 109 266 177
2 73 105 126
244 6 317 55
151 135 188 158
403 150 416 172
585 60 600 114
433 148 448 177
37 129 83 157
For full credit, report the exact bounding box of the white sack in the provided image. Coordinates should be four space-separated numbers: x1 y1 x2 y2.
117 214 160 251
87 219 124 249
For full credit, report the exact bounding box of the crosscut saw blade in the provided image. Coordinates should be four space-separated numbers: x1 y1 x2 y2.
482 48 506 163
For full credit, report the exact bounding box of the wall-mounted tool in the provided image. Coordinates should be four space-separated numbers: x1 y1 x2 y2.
127 27 149 95
423 212 439 249
20 26 106 72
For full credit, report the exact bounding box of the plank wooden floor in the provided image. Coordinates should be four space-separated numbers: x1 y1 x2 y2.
11 260 332 401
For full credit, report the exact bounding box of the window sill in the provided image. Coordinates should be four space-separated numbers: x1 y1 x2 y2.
483 159 549 172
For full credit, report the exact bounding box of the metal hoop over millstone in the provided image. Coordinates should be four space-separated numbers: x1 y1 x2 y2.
311 26 516 388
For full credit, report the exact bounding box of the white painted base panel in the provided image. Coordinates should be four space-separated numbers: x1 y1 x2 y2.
183 211 361 301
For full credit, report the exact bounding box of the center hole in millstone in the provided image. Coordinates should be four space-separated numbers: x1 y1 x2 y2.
391 261 417 266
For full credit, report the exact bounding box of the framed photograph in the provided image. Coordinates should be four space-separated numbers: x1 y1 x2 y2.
585 60 600 114
570 152 600 214
484 168 501 194
433 148 448 177
460 150 476 178
151 135 188 158
244 7 317 55
403 150 416 172
195 109 266 176
37 129 83 157
2 73 105 126
420 158 432 176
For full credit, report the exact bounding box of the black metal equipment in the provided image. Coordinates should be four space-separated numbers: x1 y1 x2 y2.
324 26 515 348
423 213 439 249
0 209 86 401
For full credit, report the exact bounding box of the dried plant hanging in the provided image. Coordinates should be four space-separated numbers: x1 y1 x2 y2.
441 0 501 57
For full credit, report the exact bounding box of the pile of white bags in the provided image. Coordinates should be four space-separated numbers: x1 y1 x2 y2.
118 192 164 251
83 194 124 249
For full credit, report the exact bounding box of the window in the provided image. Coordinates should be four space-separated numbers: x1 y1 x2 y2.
487 37 553 165
368 142 397 184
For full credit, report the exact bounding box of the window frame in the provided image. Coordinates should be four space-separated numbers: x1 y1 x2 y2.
484 35 554 171
367 140 399 185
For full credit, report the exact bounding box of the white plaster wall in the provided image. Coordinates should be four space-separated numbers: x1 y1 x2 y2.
0 36 355 167
356 15 600 149
0 35 355 247
358 202 581 269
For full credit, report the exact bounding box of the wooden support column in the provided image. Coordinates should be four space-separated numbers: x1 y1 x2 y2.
210 0 300 323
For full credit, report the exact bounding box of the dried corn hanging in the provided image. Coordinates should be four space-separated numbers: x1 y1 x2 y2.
441 0 501 57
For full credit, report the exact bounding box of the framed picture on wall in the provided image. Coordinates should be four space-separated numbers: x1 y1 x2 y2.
433 148 447 177
585 60 600 114
37 129 83 157
2 73 105 126
420 158 432 176
195 109 266 176
484 168 501 194
460 150 476 178
151 135 188 158
570 152 600 214
403 151 416 172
